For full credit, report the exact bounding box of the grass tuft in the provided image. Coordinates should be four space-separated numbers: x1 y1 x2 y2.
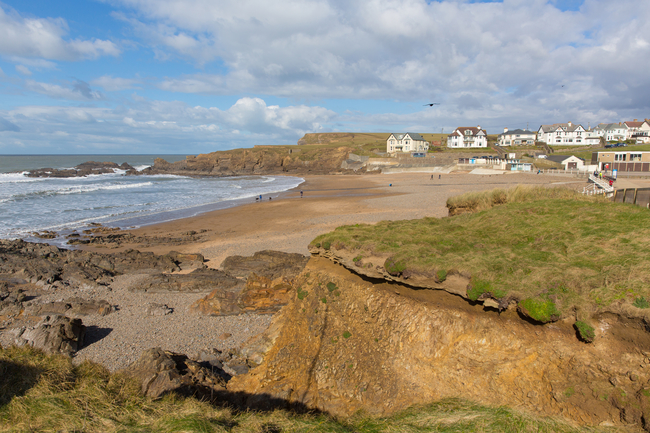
574 321 596 343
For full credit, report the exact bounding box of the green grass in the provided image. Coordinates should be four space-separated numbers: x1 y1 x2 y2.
574 321 596 343
310 186 650 319
0 346 621 433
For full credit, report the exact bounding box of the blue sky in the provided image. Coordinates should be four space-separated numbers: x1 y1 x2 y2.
0 0 648 154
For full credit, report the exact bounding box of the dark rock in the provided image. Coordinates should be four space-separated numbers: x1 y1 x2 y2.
25 161 134 178
130 268 241 293
221 250 309 280
18 315 85 356
23 298 114 318
123 348 227 399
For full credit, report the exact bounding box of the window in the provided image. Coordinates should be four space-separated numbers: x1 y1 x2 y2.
630 153 642 162
615 154 627 161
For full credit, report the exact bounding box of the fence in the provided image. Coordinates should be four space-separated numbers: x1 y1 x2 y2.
612 188 650 208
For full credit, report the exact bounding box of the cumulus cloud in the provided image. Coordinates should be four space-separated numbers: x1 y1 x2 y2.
107 0 650 120
0 5 120 61
3 96 335 153
25 79 103 101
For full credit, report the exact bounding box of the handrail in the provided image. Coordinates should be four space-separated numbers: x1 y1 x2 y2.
588 174 615 193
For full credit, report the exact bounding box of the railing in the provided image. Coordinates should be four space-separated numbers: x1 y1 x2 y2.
584 174 615 195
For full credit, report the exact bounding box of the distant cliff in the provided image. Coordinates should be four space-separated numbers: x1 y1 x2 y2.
142 146 362 176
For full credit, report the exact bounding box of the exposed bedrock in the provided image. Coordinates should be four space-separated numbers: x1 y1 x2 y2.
230 257 650 428
141 147 359 176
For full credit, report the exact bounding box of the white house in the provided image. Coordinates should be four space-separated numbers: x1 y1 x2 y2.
386 133 429 154
448 126 488 148
601 123 629 142
537 122 589 145
624 120 650 143
497 128 536 146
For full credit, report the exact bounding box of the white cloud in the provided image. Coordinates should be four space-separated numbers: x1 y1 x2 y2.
25 79 103 101
0 5 120 61
91 75 141 91
2 95 336 153
15 65 31 76
106 0 650 119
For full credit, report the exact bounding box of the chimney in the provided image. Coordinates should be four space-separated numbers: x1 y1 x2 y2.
634 119 638 122
477 125 481 130
504 127 508 133
568 121 572 127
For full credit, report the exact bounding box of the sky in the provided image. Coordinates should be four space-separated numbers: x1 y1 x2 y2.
0 0 649 155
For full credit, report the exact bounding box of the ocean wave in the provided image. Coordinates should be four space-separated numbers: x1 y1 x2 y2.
0 172 44 184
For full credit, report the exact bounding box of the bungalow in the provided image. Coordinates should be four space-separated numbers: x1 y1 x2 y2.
537 122 588 145
497 128 536 146
545 155 586 170
386 133 429 154
448 126 488 148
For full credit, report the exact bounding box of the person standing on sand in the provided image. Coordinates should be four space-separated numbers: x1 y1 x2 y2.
300 190 303 198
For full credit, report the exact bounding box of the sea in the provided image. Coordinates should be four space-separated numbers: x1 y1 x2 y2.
0 154 304 247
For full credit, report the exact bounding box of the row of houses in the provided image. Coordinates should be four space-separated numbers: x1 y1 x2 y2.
386 119 650 154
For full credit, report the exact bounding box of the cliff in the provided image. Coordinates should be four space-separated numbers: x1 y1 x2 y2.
142 146 361 176
229 256 650 428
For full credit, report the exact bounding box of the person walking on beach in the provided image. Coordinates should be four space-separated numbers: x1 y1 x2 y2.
300 190 303 198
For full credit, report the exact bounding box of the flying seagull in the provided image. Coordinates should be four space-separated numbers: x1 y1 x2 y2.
423 103 440 106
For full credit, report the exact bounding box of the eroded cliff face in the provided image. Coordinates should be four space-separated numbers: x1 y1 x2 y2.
142 147 357 176
230 257 650 428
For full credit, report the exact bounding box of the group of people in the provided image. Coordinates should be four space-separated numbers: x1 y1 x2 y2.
255 190 304 202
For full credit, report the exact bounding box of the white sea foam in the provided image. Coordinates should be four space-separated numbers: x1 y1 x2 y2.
0 171 304 241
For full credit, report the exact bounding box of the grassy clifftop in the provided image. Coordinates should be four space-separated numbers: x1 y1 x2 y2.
311 186 650 324
295 132 447 156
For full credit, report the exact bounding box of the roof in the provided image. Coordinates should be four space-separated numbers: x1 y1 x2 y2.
545 155 585 164
538 123 585 133
624 121 646 128
449 127 486 137
388 132 426 141
499 129 536 137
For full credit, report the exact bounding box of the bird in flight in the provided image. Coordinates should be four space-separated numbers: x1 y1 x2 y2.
423 103 440 106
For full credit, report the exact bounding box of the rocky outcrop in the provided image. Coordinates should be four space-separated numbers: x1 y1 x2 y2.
191 251 309 316
25 161 135 178
123 348 227 399
229 257 650 428
130 268 241 293
221 250 309 280
141 147 356 177
0 240 188 289
16 315 85 356
23 298 114 318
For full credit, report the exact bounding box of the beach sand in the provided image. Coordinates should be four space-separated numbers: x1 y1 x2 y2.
107 172 593 267
53 171 604 370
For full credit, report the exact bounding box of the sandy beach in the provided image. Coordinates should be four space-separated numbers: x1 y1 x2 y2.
26 171 650 371
109 171 598 266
